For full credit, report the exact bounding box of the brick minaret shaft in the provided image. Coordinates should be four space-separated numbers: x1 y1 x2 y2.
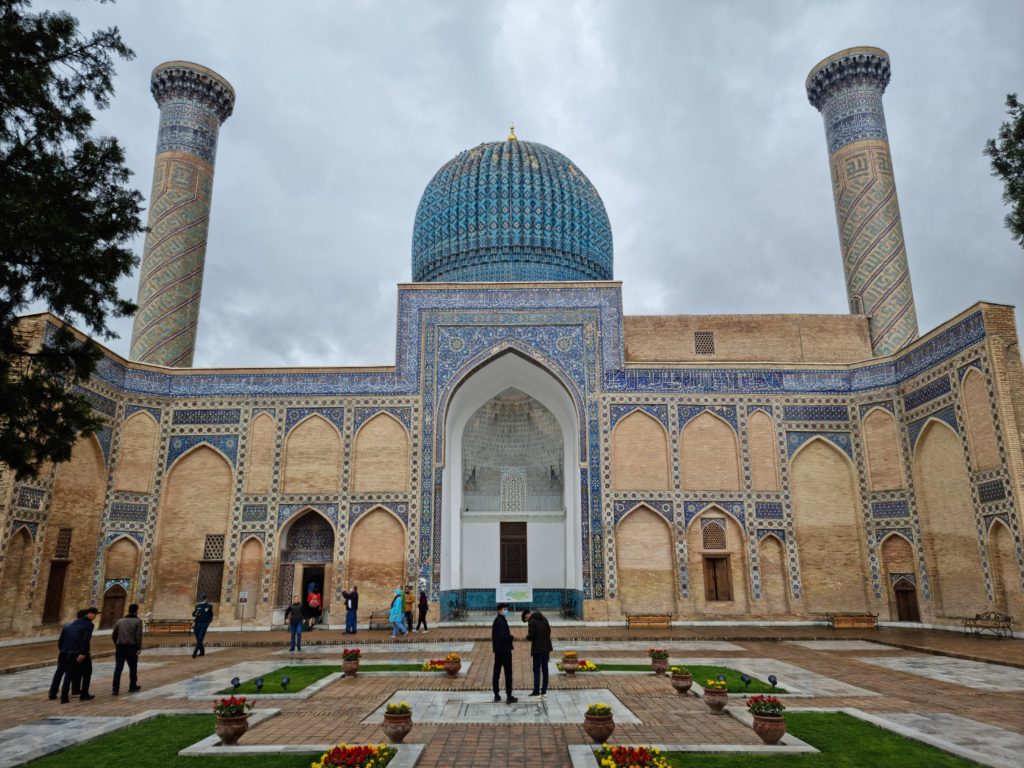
129 62 235 367
806 47 919 356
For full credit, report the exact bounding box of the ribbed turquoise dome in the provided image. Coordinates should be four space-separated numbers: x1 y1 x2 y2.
412 138 613 282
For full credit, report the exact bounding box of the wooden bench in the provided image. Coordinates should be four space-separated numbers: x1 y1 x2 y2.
145 619 192 636
824 613 878 630
367 610 391 631
962 612 1014 639
626 613 672 629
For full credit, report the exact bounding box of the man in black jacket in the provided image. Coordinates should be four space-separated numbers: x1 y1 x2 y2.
342 585 359 634
491 603 517 703
61 607 98 702
522 608 552 698
48 610 86 700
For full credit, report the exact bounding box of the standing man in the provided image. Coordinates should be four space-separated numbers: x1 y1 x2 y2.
48 610 84 701
402 586 414 637
62 607 98 702
522 608 552 698
111 603 143 695
342 585 359 634
284 595 304 652
491 603 517 703
192 593 213 658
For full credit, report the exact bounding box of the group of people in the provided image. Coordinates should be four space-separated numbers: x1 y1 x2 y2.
48 603 144 703
491 603 552 703
388 585 429 638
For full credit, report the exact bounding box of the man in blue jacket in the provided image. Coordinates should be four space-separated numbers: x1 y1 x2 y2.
491 603 517 703
60 607 98 702
192 594 214 658
48 609 86 700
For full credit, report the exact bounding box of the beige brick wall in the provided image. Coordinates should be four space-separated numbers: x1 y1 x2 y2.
988 521 1024 620
615 506 675 615
686 513 749 615
623 314 872 363
244 413 275 494
282 416 341 493
113 412 158 493
880 533 915 573
862 408 904 490
748 410 780 491
151 446 233 619
791 439 870 614
759 535 789 615
610 411 670 490
913 421 987 619
352 414 410 492
234 537 263 621
103 538 140 582
961 369 1001 471
0 529 33 632
345 508 406 614
681 413 740 490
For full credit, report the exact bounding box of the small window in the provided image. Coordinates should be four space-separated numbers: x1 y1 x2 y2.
203 534 225 560
196 561 224 602
701 519 727 550
703 556 733 601
694 331 715 355
54 527 73 559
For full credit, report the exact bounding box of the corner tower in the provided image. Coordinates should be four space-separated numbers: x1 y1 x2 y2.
129 62 235 367
806 47 918 356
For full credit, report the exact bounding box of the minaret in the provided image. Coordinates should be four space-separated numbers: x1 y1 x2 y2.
806 47 918 356
129 62 235 367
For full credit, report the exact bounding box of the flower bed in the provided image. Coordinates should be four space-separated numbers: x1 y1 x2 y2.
312 743 396 768
557 658 598 671
595 745 670 768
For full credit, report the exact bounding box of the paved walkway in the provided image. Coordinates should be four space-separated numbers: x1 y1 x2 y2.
0 625 1021 766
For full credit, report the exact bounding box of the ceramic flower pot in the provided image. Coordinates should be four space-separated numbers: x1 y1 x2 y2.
343 659 360 677
562 659 579 675
670 673 693 694
214 715 249 745
382 712 413 743
702 688 729 714
651 658 669 676
752 714 786 745
444 660 462 677
582 713 615 743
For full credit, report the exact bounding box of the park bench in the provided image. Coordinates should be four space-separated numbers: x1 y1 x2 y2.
145 619 192 636
368 610 391 630
824 612 878 630
961 612 1014 639
626 613 672 629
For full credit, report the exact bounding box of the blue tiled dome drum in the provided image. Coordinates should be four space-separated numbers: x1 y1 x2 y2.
412 139 613 282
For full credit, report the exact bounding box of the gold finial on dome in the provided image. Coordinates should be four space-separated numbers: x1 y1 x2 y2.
508 123 517 141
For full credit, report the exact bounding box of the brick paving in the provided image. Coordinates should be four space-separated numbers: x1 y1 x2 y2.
0 625 1022 766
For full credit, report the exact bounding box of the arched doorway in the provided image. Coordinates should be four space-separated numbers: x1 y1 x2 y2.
100 584 127 629
880 533 920 622
892 577 921 623
277 510 335 622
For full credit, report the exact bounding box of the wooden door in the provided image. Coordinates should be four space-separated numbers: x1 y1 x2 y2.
41 561 68 623
703 557 733 602
101 585 127 629
894 580 920 622
500 522 527 583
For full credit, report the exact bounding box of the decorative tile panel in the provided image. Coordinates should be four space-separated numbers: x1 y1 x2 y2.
782 405 848 421
903 376 951 411
166 434 238 468
171 408 241 425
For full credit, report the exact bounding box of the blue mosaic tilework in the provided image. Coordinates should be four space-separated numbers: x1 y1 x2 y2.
277 503 339 529
754 502 784 520
103 578 131 593
166 434 238 468
875 527 912 545
242 504 269 522
903 376 951 411
110 503 149 522
612 500 672 524
678 404 738 431
746 404 773 414
412 139 613 283
155 100 222 165
353 406 412 433
171 408 241 425
280 512 335 562
285 407 345 434
14 486 44 510
609 404 669 430
349 501 409 527
806 49 890 152
74 385 117 416
105 530 144 546
907 406 958 451
985 512 1011 531
785 431 854 460
859 401 894 417
871 500 910 519
822 86 888 154
12 520 38 539
757 528 786 542
124 404 162 422
782 404 848 421
95 427 112 465
683 500 746 530
958 360 984 380
978 480 1007 503
252 407 276 417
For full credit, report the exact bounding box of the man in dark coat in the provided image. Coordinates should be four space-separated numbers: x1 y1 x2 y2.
61 607 98 702
522 608 552 697
111 603 144 694
48 610 86 700
491 603 517 703
342 585 359 634
192 594 214 658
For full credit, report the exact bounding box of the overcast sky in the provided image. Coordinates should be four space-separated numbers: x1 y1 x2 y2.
41 0 1024 368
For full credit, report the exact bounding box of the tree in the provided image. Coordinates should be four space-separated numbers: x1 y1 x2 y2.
984 93 1024 248
0 0 144 478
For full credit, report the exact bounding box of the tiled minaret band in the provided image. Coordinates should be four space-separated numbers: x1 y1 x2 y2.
807 47 919 356
129 62 235 367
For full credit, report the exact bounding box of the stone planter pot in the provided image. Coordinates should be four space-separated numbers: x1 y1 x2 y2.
670 672 693 694
562 658 579 675
582 713 615 743
752 714 786 745
444 660 462 677
343 659 360 677
214 715 249 746
382 712 413 743
651 658 669 676
702 688 729 714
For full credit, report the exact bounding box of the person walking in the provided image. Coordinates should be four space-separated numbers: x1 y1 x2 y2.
62 607 98 702
491 603 517 703
111 603 143 695
191 594 213 658
388 588 407 639
342 585 359 634
402 586 414 636
522 608 552 698
48 610 85 700
414 590 429 633
284 596 304 652
307 588 321 629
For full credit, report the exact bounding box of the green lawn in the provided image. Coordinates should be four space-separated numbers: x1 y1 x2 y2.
26 714 319 767
684 664 786 694
662 712 976 767
217 665 340 694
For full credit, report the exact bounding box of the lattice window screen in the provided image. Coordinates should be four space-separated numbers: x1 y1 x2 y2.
500 466 527 512
203 534 225 560
196 561 224 602
701 519 727 550
55 527 73 559
694 331 715 355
